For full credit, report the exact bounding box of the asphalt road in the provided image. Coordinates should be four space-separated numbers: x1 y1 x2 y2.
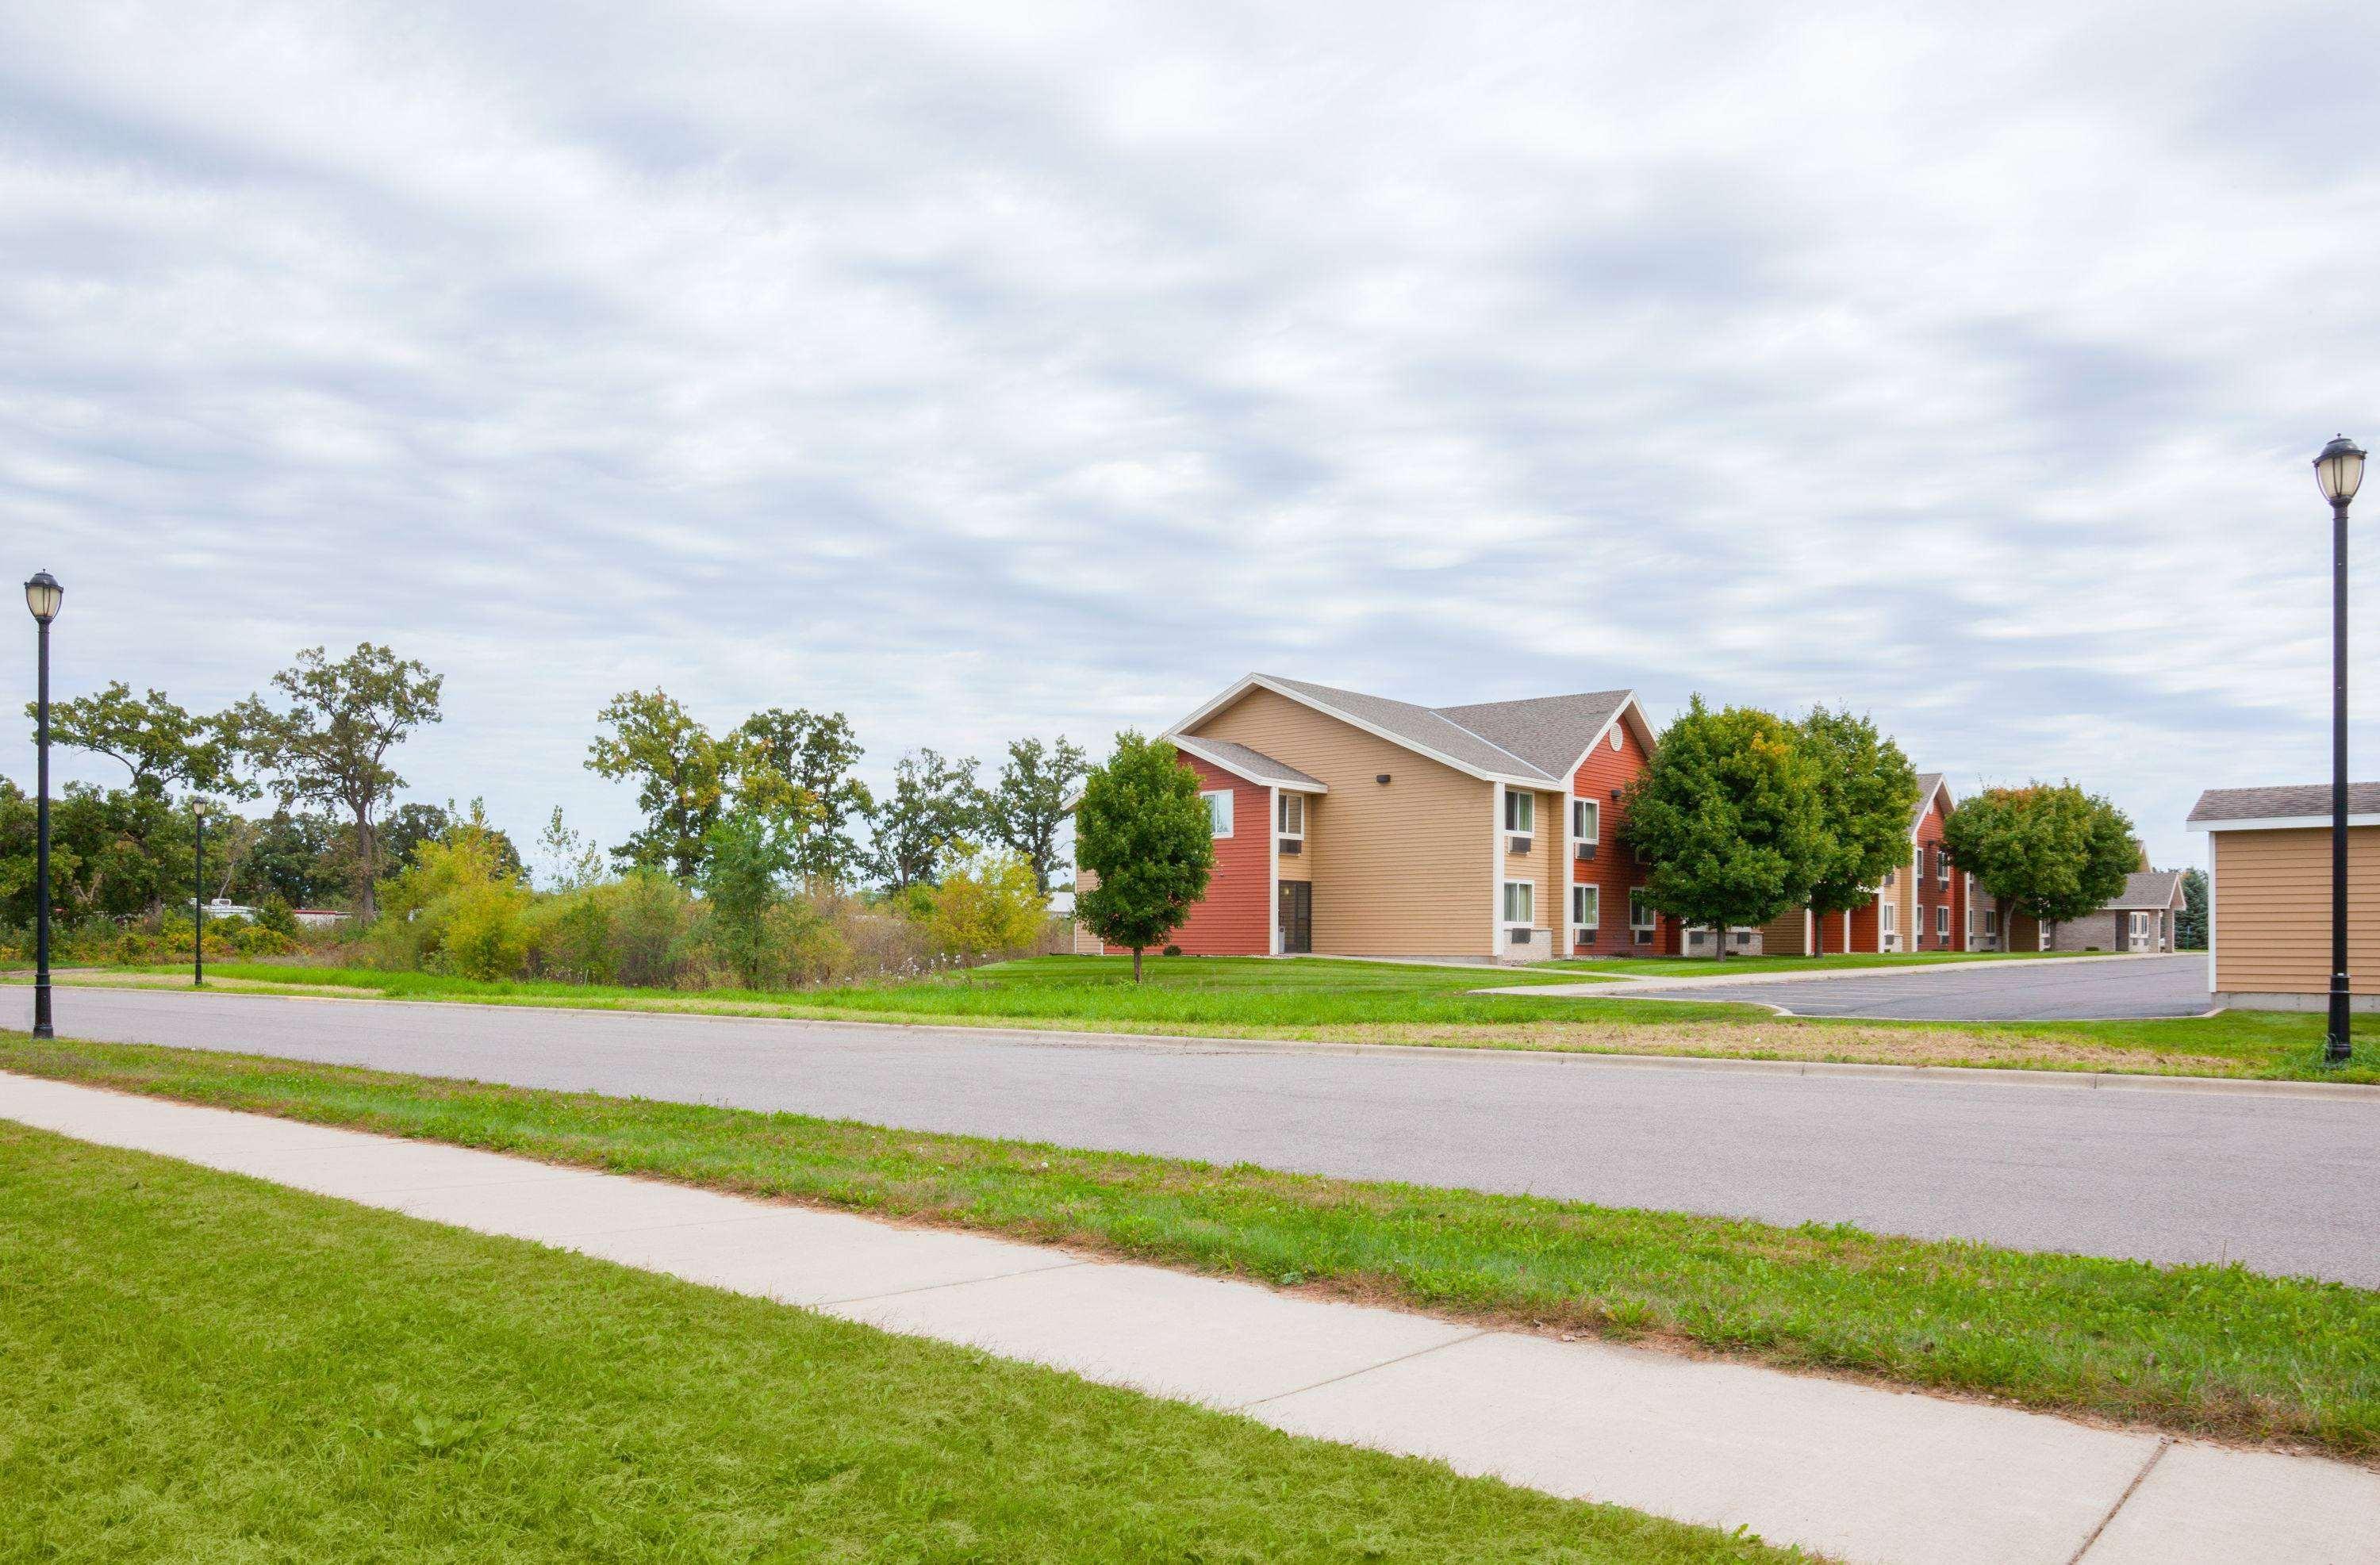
1660 953 2213 1020
22 985 2379 1286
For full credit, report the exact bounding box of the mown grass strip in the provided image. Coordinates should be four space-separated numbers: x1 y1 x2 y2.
81 952 2380 1081
8 1033 2375 1461
0 1122 1810 1563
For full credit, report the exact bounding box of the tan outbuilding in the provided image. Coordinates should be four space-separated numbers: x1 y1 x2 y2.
2188 783 2380 1011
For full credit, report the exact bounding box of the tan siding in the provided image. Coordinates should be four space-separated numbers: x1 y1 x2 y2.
1191 686 1493 955
2212 827 2380 995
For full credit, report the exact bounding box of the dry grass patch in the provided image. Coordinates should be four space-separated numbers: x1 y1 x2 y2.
1310 1018 2243 1073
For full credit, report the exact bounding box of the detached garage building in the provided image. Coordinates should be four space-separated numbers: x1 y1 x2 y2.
2188 783 2380 1011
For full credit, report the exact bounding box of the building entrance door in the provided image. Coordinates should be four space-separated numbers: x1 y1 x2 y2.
1277 881 1311 954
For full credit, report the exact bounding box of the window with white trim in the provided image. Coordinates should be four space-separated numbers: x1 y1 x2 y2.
1502 880 1535 925
1276 792 1304 839
1202 790 1233 838
1572 884 1599 934
1629 892 1656 933
1937 904 1950 937
1882 902 1897 934
1966 905 1976 936
1504 791 1534 836
1984 909 1999 935
1570 796 1599 843
1935 848 1949 886
2129 911 2150 939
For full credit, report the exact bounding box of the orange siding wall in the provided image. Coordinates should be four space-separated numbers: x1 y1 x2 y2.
1168 755 1272 957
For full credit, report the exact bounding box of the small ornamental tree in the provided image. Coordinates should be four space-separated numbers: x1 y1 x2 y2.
1620 697 1826 957
1798 707 1921 944
927 845 1049 959
1941 783 2136 946
1073 732 1215 982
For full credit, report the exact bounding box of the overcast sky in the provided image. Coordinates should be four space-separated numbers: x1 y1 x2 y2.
5 0 2375 873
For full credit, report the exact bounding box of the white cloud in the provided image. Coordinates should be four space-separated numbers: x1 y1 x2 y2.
3 0 2378 868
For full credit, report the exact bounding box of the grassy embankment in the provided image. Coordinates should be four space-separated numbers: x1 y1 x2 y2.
65 951 2380 1083
0 1121 1814 1563
8 1034 2374 1462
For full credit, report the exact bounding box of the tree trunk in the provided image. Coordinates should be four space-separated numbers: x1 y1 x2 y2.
355 813 378 921
1131 946 1143 984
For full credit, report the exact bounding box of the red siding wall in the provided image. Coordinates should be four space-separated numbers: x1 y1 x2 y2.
1166 755 1272 957
1848 899 1881 953
1909 796 1969 952
1567 718 1675 957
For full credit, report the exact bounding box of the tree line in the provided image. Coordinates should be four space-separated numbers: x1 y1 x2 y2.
3 649 1092 945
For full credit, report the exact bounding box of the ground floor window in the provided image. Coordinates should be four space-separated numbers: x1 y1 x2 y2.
1628 892 1655 937
1937 904 1949 938
1571 884 1599 937
1503 880 1534 926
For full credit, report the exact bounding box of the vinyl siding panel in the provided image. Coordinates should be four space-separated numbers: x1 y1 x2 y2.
1191 686 1493 956
1169 755 1272 956
1567 719 1665 957
2211 827 2380 995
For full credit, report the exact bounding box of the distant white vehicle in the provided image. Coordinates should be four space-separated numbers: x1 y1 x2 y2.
292 908 350 929
190 897 256 920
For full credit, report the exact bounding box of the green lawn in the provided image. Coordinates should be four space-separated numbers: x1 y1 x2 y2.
0 1122 1810 1564
10 1034 2375 1461
68 953 2380 1083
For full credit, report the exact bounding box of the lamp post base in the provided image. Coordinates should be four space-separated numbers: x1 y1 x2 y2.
31 980 52 1041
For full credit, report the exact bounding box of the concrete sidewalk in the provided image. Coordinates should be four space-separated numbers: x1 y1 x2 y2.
5 1072 2373 1565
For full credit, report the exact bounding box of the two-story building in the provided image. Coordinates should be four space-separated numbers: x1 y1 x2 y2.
1075 673 1676 960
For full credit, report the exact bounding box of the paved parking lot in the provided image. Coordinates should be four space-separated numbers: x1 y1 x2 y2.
1666 953 2211 1021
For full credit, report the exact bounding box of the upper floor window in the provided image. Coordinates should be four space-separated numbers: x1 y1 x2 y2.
1202 790 1234 838
1277 792 1305 839
1570 796 1599 843
1504 791 1534 836
1934 848 1949 884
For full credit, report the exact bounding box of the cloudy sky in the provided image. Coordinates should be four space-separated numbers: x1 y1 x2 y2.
5 0 2375 873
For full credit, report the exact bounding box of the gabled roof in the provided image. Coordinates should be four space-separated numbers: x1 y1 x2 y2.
1910 773 1950 832
2106 869 2186 911
1434 690 1634 780
1172 673 1649 788
1168 735 1327 792
2188 783 2380 827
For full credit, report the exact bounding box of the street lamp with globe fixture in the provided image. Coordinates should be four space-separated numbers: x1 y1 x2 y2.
23 570 61 1040
2316 436 2365 1066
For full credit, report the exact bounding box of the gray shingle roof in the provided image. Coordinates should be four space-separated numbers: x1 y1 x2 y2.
1910 772 1947 830
1258 675 1568 782
2106 869 2186 911
1433 690 1633 781
1167 735 1326 791
2188 784 2380 823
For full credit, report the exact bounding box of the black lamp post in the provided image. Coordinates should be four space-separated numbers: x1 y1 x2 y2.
24 570 61 1040
193 802 206 988
2317 436 2366 1066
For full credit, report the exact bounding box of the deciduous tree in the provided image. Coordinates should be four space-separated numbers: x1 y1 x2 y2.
1942 783 2136 945
927 846 1049 958
29 681 245 797
869 749 982 891
231 644 444 920
729 708 873 888
985 735 1089 895
585 689 726 880
1797 707 1921 939
1073 733 1214 982
1620 698 1826 956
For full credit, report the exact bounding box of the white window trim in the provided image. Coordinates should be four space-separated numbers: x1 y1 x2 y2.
1628 893 1656 934
1504 791 1535 838
1882 902 1897 933
1201 788 1234 838
1276 792 1304 840
1571 884 1599 937
1570 796 1599 844
1937 904 1950 937
1502 878 1536 926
